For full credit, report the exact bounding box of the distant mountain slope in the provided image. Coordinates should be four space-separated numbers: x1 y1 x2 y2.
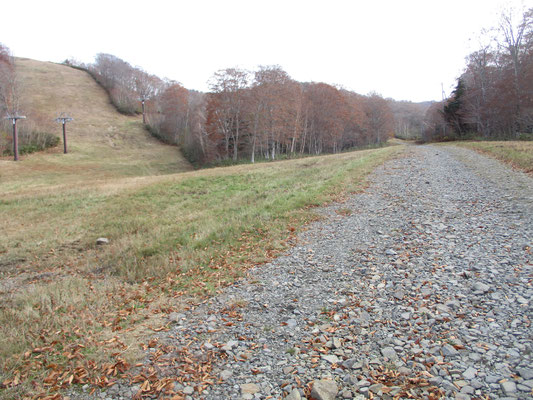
0 58 191 190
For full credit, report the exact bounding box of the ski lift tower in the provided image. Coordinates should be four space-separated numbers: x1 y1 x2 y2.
55 113 74 154
140 97 147 124
4 114 26 161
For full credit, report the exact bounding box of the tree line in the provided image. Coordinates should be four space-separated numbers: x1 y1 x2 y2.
74 55 395 164
424 6 533 141
3 46 426 162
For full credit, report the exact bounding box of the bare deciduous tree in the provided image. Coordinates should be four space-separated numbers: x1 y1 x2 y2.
426 6 533 140
0 43 20 116
207 68 249 161
497 6 533 135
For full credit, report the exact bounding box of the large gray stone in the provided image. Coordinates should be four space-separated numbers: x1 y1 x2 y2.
463 367 477 380
517 368 533 380
240 383 260 395
393 290 404 300
472 282 490 293
381 346 398 360
220 369 233 380
322 354 340 364
311 379 338 400
441 344 459 356
501 381 516 395
285 388 302 400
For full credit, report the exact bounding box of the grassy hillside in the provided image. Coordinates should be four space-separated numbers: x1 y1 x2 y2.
0 144 403 398
0 58 191 193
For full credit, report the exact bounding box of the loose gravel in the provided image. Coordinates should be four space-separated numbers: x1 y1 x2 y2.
77 145 533 400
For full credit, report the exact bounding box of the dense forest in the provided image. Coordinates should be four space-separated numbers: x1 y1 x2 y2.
79 55 401 164
424 6 533 141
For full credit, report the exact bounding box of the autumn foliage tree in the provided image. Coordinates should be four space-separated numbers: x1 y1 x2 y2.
363 92 394 145
143 82 212 164
248 66 302 160
202 66 392 163
206 68 249 161
73 53 396 164
160 83 189 143
183 90 208 162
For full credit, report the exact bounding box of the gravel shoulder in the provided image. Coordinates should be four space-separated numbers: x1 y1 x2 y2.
79 145 532 400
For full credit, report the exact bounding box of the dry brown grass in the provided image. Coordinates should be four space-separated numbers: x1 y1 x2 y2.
451 141 533 174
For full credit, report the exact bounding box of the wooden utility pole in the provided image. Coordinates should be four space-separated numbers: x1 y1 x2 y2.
140 97 147 124
55 114 73 154
4 115 26 161
441 83 447 136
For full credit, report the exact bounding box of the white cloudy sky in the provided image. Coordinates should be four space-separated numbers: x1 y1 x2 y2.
1 0 530 102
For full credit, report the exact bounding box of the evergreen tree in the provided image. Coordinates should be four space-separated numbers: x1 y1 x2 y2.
443 79 468 137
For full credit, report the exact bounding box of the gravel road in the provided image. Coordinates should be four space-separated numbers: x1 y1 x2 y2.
90 145 533 400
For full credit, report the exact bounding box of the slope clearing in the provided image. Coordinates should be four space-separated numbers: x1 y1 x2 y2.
0 58 191 193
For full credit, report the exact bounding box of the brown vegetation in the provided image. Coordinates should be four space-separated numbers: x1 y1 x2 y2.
424 7 533 141
79 54 396 165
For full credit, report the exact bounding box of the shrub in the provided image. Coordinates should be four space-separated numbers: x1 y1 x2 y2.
518 132 533 141
1 120 60 156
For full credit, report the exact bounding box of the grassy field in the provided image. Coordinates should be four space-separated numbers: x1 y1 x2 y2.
450 141 533 174
0 142 403 398
0 58 191 194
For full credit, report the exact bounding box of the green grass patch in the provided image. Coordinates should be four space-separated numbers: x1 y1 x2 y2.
1 146 402 282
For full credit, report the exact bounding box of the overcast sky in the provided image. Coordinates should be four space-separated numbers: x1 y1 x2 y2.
1 0 530 102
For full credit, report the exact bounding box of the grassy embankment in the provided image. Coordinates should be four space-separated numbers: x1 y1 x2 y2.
0 142 403 398
450 141 533 174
